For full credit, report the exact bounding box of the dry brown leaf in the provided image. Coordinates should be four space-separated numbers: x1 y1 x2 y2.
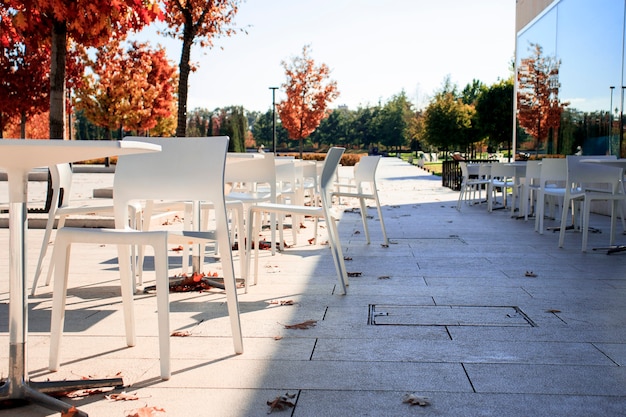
171 245 184 252
106 391 139 401
347 272 362 277
378 276 390 280
170 330 192 337
61 406 80 417
269 299 295 306
525 271 537 277
283 319 317 330
267 392 296 413
381 243 389 248
125 406 166 417
343 256 353 261
353 230 361 234
402 393 430 406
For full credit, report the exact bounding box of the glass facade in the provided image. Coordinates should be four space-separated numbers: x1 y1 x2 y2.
515 0 625 157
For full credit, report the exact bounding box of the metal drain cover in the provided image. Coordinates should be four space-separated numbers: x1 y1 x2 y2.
368 304 535 327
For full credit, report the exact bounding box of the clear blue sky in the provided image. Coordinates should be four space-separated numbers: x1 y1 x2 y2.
134 0 516 113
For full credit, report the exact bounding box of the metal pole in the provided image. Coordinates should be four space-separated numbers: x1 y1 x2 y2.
269 87 278 153
610 86 615 155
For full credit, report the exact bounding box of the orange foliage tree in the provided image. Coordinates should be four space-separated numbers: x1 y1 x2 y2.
4 0 162 139
0 7 49 138
162 0 242 137
517 43 568 154
73 40 178 138
277 45 339 158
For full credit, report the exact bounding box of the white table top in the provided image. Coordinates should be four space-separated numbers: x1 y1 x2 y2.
0 139 161 172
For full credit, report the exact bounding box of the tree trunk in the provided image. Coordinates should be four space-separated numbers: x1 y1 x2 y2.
50 20 67 140
176 24 194 138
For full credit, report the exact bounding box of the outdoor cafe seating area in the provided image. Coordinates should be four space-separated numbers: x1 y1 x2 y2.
456 156 626 253
1 143 626 416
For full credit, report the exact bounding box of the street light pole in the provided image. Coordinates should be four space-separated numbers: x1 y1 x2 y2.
610 86 615 155
269 87 278 153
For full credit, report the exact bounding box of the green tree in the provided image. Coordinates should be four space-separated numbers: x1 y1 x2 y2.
423 91 475 156
475 78 514 157
376 91 414 151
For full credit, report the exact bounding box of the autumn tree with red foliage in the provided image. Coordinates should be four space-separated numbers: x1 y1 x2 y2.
277 45 339 158
162 0 243 137
3 0 162 139
0 7 50 138
517 43 568 154
74 40 177 138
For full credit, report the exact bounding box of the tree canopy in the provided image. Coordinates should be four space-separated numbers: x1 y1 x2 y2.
277 45 339 157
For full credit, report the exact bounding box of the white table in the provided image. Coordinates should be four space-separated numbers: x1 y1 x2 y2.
0 139 160 416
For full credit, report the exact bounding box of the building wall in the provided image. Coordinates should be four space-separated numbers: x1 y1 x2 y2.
516 0 556 31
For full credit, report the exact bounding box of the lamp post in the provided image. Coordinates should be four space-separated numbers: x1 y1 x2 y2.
617 85 626 158
269 87 278 153
610 86 615 155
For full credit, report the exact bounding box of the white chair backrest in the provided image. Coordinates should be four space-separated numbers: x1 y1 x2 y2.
319 147 346 207
118 136 229 228
50 163 74 209
538 158 567 189
354 155 381 184
489 163 514 179
225 152 276 195
566 155 621 193
525 160 541 185
458 161 469 179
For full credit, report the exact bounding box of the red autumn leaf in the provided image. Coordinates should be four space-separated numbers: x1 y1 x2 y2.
61 406 80 417
125 406 166 417
267 392 296 413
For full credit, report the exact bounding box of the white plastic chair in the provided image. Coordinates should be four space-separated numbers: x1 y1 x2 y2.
247 147 348 294
557 155 625 251
488 163 516 212
225 152 279 255
456 162 491 210
30 163 142 296
332 155 389 245
48 136 243 380
535 158 567 234
522 160 541 221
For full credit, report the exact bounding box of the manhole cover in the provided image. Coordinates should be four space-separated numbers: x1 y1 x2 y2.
368 304 535 327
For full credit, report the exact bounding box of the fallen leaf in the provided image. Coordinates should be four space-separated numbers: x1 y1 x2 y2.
381 243 389 248
267 392 296 413
274 335 283 340
125 406 166 417
171 245 184 252
283 320 317 330
525 271 537 277
307 238 315 244
62 406 80 417
353 230 361 234
269 299 294 306
171 330 192 337
347 272 362 277
343 256 353 261
402 393 430 406
378 276 390 280
106 391 139 401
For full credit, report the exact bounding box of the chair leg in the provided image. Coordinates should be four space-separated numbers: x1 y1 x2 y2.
152 235 171 380
358 197 371 244
374 194 389 245
31 211 57 296
48 238 72 372
325 213 348 294
214 201 243 355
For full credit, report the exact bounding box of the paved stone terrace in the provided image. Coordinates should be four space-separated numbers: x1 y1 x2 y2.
0 157 625 416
